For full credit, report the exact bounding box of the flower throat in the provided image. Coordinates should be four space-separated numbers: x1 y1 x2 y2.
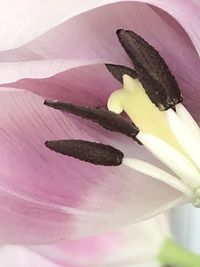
45 29 200 208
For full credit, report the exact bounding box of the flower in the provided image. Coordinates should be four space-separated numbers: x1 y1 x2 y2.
2 214 200 267
0 0 199 244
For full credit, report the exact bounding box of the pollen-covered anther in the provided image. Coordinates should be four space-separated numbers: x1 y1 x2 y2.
45 139 124 166
44 100 139 139
116 29 182 110
105 63 138 83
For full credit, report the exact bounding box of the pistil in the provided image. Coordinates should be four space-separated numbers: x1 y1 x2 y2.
108 75 182 150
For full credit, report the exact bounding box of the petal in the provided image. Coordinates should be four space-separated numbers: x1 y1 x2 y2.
1 2 200 120
0 245 59 267
0 0 95 51
0 1 199 56
31 214 169 267
3 64 120 106
0 89 182 244
6 59 200 125
0 1 198 63
147 0 200 56
0 59 103 84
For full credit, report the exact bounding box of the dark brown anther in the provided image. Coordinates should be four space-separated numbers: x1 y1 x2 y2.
116 29 182 111
44 100 139 139
45 139 124 166
105 63 138 83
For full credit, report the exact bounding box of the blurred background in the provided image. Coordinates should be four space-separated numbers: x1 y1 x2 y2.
172 205 200 254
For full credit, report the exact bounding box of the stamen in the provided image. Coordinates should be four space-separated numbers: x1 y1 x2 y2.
105 63 137 83
137 132 200 189
45 139 124 166
166 108 200 169
176 103 200 142
123 158 193 198
106 28 200 198
116 29 182 110
44 100 139 139
44 29 200 206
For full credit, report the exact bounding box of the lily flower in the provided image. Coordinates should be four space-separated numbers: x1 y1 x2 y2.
2 214 200 267
0 0 199 244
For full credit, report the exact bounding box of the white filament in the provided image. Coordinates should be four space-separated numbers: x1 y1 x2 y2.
166 108 200 170
137 131 200 189
123 158 193 197
176 103 200 142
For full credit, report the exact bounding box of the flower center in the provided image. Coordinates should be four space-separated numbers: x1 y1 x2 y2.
108 75 181 150
108 74 200 206
45 29 200 208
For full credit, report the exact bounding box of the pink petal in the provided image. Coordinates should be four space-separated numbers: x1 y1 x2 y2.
0 1 198 63
147 0 200 56
0 89 182 244
1 2 200 120
0 245 59 267
0 0 94 51
7 60 200 124
2 215 167 267
31 215 168 266
0 59 103 84
3 64 120 106
0 1 199 56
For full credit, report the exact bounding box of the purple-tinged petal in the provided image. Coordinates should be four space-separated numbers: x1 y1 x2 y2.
31 215 169 267
0 89 182 244
5 59 200 124
0 1 199 56
0 59 104 84
1 2 200 121
3 64 120 106
0 0 93 51
0 245 59 267
146 0 200 56
0 1 198 63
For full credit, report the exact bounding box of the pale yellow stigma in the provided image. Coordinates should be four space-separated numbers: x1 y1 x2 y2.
107 74 181 150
